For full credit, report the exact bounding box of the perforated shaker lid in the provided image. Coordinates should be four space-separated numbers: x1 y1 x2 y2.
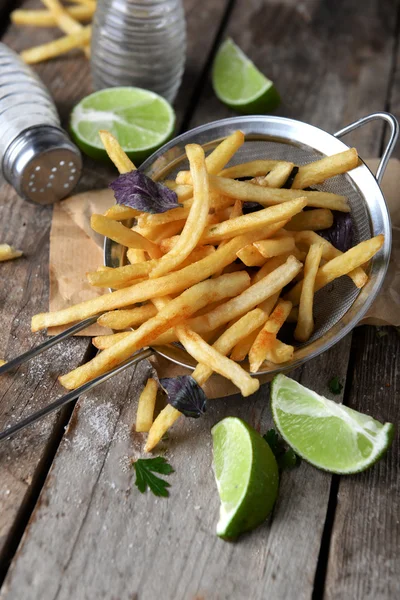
2 125 82 205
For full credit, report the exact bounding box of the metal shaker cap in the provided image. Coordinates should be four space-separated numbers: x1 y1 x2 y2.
2 125 82 205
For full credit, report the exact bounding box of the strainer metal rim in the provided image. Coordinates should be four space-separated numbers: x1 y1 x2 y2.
104 113 396 377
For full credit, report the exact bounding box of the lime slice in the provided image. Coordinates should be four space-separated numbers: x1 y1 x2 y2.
211 417 279 538
271 374 394 474
70 87 175 164
212 38 280 114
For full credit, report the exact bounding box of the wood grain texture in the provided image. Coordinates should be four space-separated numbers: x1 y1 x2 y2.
0 341 351 600
191 0 398 156
325 326 400 600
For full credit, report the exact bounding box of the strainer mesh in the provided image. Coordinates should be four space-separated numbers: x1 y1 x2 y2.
161 139 372 346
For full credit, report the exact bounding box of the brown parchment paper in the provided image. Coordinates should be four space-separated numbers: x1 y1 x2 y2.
49 159 400 397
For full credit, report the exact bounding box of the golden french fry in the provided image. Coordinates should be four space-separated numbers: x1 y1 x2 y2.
92 332 131 349
127 249 147 264
97 304 157 329
103 205 139 221
285 235 384 305
150 144 210 278
91 214 161 259
293 230 367 288
0 359 6 367
208 175 350 212
254 236 296 259
293 148 359 189
145 405 181 452
252 162 294 188
200 199 306 244
294 243 324 342
249 299 293 372
136 378 158 432
0 244 23 262
193 309 267 385
41 0 90 57
236 244 267 267
59 271 250 389
175 131 245 184
11 5 94 26
176 325 259 397
21 26 92 64
219 160 281 179
189 255 302 335
99 130 135 174
286 208 334 232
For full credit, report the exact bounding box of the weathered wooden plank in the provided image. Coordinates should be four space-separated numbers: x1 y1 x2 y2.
0 0 231 570
191 0 397 155
325 326 400 600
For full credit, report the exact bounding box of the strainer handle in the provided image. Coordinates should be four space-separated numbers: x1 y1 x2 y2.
333 112 399 184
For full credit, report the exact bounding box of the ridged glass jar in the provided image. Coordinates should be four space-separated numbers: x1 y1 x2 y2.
91 0 186 103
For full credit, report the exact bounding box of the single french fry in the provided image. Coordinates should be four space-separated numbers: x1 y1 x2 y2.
293 230 367 288
41 0 90 57
59 271 250 389
32 230 280 331
104 205 139 221
293 148 359 189
249 299 293 372
99 130 135 174
286 209 334 232
175 131 245 184
219 160 281 179
0 244 23 262
200 199 306 244
254 236 296 259
294 243 324 342
11 5 94 26
208 175 350 212
0 360 6 367
236 244 267 267
136 378 158 432
285 235 384 305
97 304 157 329
150 144 210 278
193 309 267 385
90 214 161 259
176 325 259 397
127 248 147 264
145 404 181 452
252 162 294 188
92 332 131 349
21 26 92 64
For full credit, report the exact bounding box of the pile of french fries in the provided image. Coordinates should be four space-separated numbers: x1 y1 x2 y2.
11 0 95 64
31 129 384 451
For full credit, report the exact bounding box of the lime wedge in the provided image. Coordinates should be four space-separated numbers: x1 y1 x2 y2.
271 374 394 474
70 87 175 163
211 417 279 538
212 38 280 114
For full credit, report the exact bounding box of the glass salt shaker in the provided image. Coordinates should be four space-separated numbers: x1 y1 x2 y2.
91 0 186 104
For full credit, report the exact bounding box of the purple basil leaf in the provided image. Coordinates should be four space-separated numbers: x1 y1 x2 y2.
319 211 354 253
160 375 207 418
109 170 182 213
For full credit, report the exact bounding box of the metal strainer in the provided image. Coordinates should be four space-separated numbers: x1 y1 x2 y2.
105 112 398 375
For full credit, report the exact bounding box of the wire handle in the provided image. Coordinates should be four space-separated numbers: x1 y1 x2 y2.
0 348 154 442
334 112 399 184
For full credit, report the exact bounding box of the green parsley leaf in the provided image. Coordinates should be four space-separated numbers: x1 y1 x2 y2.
328 376 343 395
263 428 300 471
132 457 174 497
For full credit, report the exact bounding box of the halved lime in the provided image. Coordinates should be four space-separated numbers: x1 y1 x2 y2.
211 417 279 539
271 374 394 474
70 87 175 164
212 38 280 114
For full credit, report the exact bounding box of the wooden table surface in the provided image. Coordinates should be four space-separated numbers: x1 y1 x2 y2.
0 1 399 598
